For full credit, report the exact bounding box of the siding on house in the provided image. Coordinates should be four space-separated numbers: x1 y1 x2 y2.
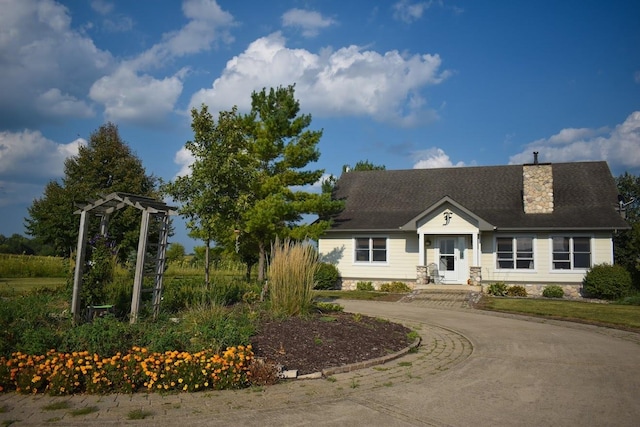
480 231 614 284
319 232 419 281
320 230 614 284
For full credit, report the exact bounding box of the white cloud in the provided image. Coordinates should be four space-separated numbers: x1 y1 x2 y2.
393 0 431 23
131 0 235 71
412 147 466 169
189 32 449 127
0 0 113 128
89 66 184 124
37 89 95 118
173 146 195 178
509 111 640 172
0 130 82 180
90 0 113 15
90 0 235 124
282 8 336 38
634 70 640 84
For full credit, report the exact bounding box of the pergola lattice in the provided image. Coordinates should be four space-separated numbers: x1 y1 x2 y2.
72 192 176 324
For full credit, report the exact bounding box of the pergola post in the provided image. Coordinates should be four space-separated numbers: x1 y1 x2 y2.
152 213 170 319
72 210 90 324
130 209 150 324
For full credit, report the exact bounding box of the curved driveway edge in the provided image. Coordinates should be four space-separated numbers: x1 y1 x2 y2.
1 300 639 426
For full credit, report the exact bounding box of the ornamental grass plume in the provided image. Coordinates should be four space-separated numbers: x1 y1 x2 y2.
267 238 318 317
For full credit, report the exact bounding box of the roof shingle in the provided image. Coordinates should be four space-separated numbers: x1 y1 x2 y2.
328 161 629 231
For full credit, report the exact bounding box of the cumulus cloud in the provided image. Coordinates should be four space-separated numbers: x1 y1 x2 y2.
189 32 449 127
282 8 336 38
509 111 640 173
37 89 95 118
0 130 82 181
0 0 113 128
90 66 184 124
392 0 431 23
173 146 195 178
412 147 466 169
90 0 235 124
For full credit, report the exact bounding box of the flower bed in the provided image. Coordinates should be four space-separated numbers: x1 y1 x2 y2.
0 345 253 395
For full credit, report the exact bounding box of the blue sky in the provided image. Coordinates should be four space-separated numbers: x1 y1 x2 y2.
1 0 639 251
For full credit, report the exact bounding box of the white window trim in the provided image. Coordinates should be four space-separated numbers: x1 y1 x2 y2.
353 236 389 265
549 235 593 272
494 235 537 272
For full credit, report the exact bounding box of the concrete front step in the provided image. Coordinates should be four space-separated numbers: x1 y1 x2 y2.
401 286 482 308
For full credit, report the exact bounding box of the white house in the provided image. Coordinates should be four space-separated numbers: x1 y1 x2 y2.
318 158 630 296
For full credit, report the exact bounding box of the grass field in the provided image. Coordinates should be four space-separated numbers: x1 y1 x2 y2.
482 297 640 330
0 277 66 294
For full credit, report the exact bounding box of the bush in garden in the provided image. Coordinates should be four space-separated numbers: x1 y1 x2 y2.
486 282 508 296
542 285 564 298
506 285 528 297
356 281 374 291
379 282 412 293
582 263 632 300
314 262 340 290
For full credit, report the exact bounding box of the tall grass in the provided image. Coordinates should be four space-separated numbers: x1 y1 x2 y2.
165 257 247 277
268 239 317 317
0 254 69 278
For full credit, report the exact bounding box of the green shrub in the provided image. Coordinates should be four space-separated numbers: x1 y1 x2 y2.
356 281 374 291
542 285 564 298
379 282 411 293
314 262 340 290
486 282 508 296
616 293 640 306
583 263 632 300
314 302 344 312
506 285 528 297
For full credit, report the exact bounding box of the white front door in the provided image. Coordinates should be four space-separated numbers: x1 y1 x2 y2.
437 237 466 283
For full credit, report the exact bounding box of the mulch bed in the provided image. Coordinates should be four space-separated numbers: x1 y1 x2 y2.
250 312 412 376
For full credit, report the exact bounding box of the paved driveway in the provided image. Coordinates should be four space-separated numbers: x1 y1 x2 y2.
1 300 639 426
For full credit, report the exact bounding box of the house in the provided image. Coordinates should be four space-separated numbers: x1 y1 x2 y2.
318 157 630 297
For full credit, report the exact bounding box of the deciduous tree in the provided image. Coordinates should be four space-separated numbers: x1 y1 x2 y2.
163 106 252 287
614 172 640 288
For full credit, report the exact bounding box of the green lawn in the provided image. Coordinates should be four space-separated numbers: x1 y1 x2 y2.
0 277 66 294
481 297 640 330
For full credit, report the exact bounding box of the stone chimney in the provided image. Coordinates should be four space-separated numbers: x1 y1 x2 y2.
523 152 554 214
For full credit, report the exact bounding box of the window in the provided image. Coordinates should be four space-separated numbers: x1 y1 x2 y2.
355 237 387 263
496 237 534 269
552 236 591 270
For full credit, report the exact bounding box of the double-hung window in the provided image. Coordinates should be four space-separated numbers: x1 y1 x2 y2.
355 237 387 263
552 236 591 270
496 236 534 269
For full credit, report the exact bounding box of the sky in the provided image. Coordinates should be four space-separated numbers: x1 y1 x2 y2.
1 0 639 252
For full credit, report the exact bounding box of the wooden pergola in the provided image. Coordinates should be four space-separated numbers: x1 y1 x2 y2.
71 192 176 324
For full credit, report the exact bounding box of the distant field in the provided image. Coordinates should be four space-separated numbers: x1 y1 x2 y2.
0 277 66 294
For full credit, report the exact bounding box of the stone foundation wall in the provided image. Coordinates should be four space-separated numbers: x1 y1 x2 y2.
481 282 583 299
338 279 416 291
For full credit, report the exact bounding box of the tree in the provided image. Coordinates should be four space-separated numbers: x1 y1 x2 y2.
163 106 252 288
614 172 640 288
166 242 186 263
241 85 343 281
322 160 386 194
25 123 159 260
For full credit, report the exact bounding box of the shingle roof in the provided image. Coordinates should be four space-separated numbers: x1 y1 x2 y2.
328 161 629 231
